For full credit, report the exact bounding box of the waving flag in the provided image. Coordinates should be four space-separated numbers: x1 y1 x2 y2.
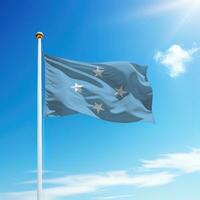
45 55 153 123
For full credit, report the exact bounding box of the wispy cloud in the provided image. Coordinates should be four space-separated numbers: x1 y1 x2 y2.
154 44 199 77
0 171 175 200
26 170 57 174
142 148 200 173
1 149 200 200
94 194 132 200
0 191 36 200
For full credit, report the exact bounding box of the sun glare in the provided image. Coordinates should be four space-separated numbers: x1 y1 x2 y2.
184 0 200 9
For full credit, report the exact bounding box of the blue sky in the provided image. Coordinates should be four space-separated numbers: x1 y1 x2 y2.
0 0 200 199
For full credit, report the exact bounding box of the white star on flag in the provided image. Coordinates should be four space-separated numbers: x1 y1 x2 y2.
93 66 104 77
71 83 83 93
115 86 127 97
92 102 104 113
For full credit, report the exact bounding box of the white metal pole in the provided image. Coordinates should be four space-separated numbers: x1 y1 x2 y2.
36 32 44 200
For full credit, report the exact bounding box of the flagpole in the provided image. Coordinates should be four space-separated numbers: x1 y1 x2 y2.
36 32 44 200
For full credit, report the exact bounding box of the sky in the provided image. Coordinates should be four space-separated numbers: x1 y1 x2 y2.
0 0 200 199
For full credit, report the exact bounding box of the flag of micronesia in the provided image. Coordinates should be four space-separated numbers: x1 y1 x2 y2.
44 55 153 123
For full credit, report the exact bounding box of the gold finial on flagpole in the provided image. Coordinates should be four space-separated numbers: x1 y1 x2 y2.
36 32 44 39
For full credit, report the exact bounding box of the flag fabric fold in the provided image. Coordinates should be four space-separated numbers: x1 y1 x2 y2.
45 55 153 123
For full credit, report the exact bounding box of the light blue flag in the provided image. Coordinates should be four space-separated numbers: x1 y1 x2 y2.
45 55 153 123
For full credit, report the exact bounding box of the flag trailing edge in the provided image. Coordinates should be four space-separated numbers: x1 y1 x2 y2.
44 55 153 123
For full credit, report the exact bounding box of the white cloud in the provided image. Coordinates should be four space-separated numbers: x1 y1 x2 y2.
94 194 132 200
43 171 174 187
154 44 199 77
26 170 57 174
0 191 36 200
142 149 200 173
1 148 200 200
0 171 175 200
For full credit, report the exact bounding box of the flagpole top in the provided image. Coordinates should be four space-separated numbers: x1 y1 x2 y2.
36 32 44 39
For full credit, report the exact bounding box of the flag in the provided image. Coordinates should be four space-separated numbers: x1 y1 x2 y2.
45 55 153 123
